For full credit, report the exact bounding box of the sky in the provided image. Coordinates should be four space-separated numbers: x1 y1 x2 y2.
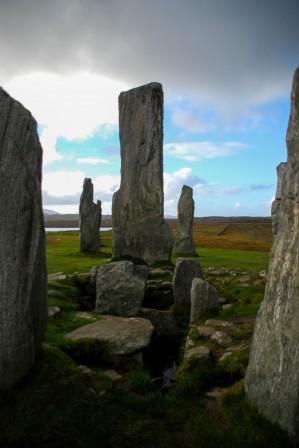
1 0 299 217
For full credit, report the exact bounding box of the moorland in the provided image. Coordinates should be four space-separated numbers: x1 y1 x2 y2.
0 218 293 448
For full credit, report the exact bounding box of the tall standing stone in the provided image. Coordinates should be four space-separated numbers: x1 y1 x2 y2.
112 82 173 265
79 178 102 253
0 87 48 390
245 67 299 442
174 185 196 255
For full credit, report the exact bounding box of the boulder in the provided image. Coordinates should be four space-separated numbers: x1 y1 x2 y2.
0 87 48 390
173 185 196 255
112 82 173 266
172 257 204 305
139 308 178 337
65 315 154 355
95 261 148 317
190 278 219 323
79 178 102 252
271 162 287 238
245 67 299 442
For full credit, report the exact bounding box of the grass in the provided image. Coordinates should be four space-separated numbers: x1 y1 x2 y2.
0 220 293 447
46 230 112 274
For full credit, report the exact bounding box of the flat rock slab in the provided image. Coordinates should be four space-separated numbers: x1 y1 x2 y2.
65 315 154 355
205 319 235 329
185 346 210 360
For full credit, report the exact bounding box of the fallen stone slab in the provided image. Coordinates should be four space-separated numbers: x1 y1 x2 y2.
65 315 154 355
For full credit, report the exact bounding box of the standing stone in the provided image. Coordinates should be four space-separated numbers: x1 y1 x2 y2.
174 185 196 255
190 278 219 323
245 67 299 442
0 87 48 390
172 257 204 305
112 82 173 266
271 162 287 239
79 178 102 252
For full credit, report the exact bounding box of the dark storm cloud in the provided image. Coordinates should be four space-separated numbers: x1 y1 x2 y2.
1 0 298 115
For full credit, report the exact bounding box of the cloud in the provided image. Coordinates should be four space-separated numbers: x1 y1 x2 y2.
3 72 127 165
250 184 274 191
77 158 109 165
43 170 85 197
0 0 297 126
164 141 246 161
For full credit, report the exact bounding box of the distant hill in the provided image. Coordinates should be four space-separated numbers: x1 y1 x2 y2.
44 212 271 229
43 209 60 215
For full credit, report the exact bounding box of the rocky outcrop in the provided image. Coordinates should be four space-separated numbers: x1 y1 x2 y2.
190 278 219 323
79 178 102 253
95 261 148 317
66 315 154 355
173 185 196 255
245 67 299 441
0 87 48 390
172 257 204 305
112 82 173 266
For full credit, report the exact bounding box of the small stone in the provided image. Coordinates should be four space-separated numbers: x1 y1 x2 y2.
219 352 233 362
48 290 59 297
211 331 232 345
48 306 61 317
185 346 210 360
185 337 195 351
103 370 123 381
218 297 227 304
48 273 66 281
222 304 233 310
239 276 251 284
259 270 267 278
78 365 95 376
75 312 96 320
197 326 216 337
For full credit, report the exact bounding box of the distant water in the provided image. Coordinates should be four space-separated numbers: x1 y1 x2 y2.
45 227 112 232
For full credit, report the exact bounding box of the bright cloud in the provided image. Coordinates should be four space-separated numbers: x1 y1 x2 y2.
43 170 85 197
3 72 128 165
164 141 246 162
77 158 110 165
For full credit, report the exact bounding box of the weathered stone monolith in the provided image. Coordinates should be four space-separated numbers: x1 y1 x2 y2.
174 185 196 255
0 87 48 390
271 162 286 238
245 67 299 442
112 82 173 266
79 178 102 252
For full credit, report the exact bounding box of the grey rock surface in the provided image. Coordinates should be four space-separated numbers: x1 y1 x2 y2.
79 178 101 253
245 67 299 441
95 261 148 317
139 308 178 337
66 315 154 355
271 162 287 238
172 257 204 305
184 346 210 360
0 87 48 390
190 278 219 323
112 82 173 266
173 185 196 255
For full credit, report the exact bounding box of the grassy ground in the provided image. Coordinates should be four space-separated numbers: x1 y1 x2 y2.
0 222 293 448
